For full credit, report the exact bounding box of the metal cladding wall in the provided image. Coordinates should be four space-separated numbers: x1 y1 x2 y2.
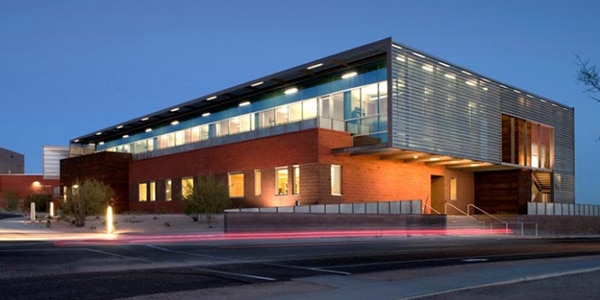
390 44 502 163
389 41 574 203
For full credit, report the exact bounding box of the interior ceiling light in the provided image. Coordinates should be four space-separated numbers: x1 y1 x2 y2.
170 107 180 112
206 95 217 101
95 132 102 136
202 112 211 117
461 70 472 75
466 80 477 86
307 63 323 70
122 135 129 138
141 117 149 121
145 128 152 132
99 141 104 145
421 65 433 72
73 139 79 143
396 55 406 62
412 52 426 58
239 101 251 107
251 81 264 87
438 62 450 67
171 120 179 125
445 73 456 80
284 87 298 95
341 71 358 79
116 125 124 129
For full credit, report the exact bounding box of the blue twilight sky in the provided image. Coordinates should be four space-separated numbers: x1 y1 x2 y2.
1 1 599 203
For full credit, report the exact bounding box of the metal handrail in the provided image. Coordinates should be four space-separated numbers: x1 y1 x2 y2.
422 197 442 215
444 202 484 227
467 204 509 235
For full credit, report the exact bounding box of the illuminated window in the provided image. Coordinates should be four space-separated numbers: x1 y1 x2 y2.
292 165 300 195
175 130 185 146
255 169 262 196
275 167 288 195
149 181 156 201
228 173 244 198
289 102 302 123
303 99 317 119
165 179 172 201
331 165 342 196
182 177 194 199
450 177 457 201
138 183 148 202
275 106 288 125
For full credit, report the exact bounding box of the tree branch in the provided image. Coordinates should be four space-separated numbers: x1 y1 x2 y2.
576 55 600 103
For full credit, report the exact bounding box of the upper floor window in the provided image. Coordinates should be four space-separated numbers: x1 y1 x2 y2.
501 114 553 169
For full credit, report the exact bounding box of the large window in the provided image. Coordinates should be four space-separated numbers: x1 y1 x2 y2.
138 183 148 202
275 167 288 195
182 177 194 199
450 177 457 201
228 173 244 198
502 114 553 169
331 165 342 196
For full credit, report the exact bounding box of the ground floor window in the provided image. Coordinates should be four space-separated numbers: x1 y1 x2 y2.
138 183 148 201
165 179 172 201
229 173 244 198
182 177 194 199
293 165 300 195
149 181 156 201
331 165 342 196
255 169 262 196
275 167 288 195
450 177 457 201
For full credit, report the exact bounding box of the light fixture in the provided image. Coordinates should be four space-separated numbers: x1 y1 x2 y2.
122 135 129 138
307 63 323 70
171 120 179 125
513 89 521 94
444 73 456 80
99 141 105 145
206 95 217 101
95 132 102 136
73 139 79 143
461 70 472 75
438 62 450 67
284 87 298 95
412 52 425 58
392 44 403 50
145 128 152 132
341 71 358 79
250 81 264 87
202 112 211 117
116 125 124 129
396 55 406 62
413 155 419 159
141 117 149 121
239 101 251 107
170 107 180 112
421 65 433 72
465 80 477 86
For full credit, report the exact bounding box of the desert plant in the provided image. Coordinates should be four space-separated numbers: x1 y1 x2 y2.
62 179 114 227
183 174 230 227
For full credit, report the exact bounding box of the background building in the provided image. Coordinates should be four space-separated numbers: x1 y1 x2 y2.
61 38 575 215
0 147 24 174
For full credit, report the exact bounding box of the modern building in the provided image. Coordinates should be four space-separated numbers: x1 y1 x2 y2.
61 38 575 215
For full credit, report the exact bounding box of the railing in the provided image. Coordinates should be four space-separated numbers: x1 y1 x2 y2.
444 202 484 228
422 200 442 215
467 204 509 235
226 200 422 215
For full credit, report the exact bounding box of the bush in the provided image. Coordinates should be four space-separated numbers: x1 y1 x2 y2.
183 174 230 228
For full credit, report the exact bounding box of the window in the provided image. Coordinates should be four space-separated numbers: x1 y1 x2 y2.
228 173 244 198
303 99 318 119
182 177 194 199
255 169 262 196
289 102 302 123
149 181 156 201
165 179 172 201
450 177 457 201
331 165 342 196
138 183 148 202
275 167 288 195
275 106 288 125
175 130 185 146
292 165 300 195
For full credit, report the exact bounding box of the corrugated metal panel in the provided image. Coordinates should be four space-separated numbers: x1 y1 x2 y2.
389 42 574 203
43 146 69 179
390 45 501 162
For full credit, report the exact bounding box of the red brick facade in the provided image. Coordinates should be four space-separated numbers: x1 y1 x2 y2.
120 128 475 213
0 175 59 211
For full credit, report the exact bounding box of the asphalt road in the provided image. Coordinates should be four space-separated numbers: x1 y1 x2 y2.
2 235 600 299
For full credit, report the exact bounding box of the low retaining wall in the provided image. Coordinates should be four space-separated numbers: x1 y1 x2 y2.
224 212 446 233
514 215 600 236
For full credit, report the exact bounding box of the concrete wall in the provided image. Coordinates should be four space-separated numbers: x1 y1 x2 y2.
224 212 447 233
